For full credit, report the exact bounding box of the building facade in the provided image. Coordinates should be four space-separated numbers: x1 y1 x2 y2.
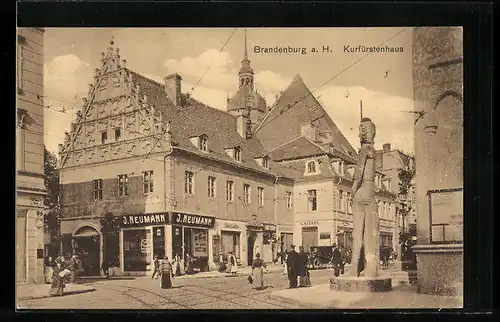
412 27 463 296
16 27 46 284
58 40 294 276
254 74 397 253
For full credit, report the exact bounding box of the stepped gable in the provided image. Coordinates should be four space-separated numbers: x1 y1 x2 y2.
133 74 289 178
255 74 358 160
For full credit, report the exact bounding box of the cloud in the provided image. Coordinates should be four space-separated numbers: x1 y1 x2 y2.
44 55 93 154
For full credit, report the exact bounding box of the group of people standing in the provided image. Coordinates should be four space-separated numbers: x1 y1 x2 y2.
46 254 82 297
283 245 311 288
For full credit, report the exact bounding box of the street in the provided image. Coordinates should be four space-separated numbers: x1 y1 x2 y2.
18 269 335 309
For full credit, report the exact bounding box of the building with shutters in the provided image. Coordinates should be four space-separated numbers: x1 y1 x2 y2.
16 27 47 284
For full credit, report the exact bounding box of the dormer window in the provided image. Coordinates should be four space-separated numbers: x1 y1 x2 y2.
306 160 317 174
199 135 208 152
234 147 241 161
256 155 270 169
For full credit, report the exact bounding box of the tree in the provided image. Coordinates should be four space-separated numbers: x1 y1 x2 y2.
44 147 60 237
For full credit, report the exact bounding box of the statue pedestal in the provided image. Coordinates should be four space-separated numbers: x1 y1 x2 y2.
330 276 392 292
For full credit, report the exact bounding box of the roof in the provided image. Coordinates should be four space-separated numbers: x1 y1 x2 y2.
130 71 292 179
254 74 358 161
268 136 327 161
227 85 266 112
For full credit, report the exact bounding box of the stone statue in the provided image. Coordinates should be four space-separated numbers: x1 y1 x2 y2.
350 117 380 278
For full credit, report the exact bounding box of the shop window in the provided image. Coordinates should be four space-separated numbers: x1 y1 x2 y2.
308 189 317 211
286 191 292 208
143 170 153 194
221 231 241 258
185 171 194 194
257 187 264 206
92 179 103 200
243 184 251 204
152 226 165 259
226 180 234 201
123 229 151 271
103 232 119 268
117 174 129 197
208 176 216 198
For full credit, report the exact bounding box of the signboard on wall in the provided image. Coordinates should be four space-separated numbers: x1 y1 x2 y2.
171 212 215 228
429 188 463 243
121 213 169 227
300 221 318 227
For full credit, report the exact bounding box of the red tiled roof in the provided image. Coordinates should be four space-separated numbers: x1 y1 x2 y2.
255 74 358 160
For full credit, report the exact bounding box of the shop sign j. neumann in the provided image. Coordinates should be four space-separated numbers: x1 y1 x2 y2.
122 213 168 226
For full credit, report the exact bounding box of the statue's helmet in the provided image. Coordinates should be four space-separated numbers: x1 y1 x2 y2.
359 117 376 144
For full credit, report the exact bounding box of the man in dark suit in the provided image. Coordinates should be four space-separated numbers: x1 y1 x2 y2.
286 245 299 288
331 244 342 277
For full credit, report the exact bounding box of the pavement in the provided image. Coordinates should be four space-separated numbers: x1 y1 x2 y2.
16 283 96 301
175 263 285 279
270 283 464 309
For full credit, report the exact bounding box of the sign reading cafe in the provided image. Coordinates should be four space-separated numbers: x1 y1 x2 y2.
121 213 169 227
172 213 215 229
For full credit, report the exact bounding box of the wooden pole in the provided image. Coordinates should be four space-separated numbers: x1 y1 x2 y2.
360 100 363 120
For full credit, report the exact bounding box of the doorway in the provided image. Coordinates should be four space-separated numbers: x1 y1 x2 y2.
247 231 257 265
73 226 100 276
301 227 318 252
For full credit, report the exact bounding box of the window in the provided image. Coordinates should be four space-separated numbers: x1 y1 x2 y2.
347 192 352 213
117 174 129 197
308 189 317 211
307 161 316 173
101 131 108 144
143 170 153 194
286 191 293 208
262 157 269 169
226 181 234 201
92 179 103 201
339 189 344 211
234 147 241 161
185 171 194 194
243 184 251 204
115 128 121 141
199 136 208 152
17 35 25 93
258 187 264 206
208 176 216 198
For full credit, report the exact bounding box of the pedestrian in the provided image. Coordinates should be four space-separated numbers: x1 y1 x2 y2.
44 256 54 284
282 252 288 275
332 244 342 277
173 254 182 276
297 246 309 287
185 254 193 275
151 255 160 279
160 255 173 289
49 258 68 296
339 244 347 275
226 251 238 275
251 253 267 290
101 257 110 278
67 254 77 283
286 245 299 288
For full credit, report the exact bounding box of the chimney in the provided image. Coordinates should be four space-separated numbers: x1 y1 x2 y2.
164 74 182 107
300 123 317 141
383 143 391 153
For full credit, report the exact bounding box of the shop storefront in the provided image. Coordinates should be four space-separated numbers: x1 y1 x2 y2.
300 221 319 252
171 212 215 272
337 221 354 250
120 213 168 273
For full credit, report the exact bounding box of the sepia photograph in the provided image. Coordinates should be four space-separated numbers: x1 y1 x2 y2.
16 27 463 310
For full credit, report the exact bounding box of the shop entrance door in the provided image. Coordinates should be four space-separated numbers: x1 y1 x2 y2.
152 226 165 259
74 236 100 276
301 227 318 252
247 231 257 265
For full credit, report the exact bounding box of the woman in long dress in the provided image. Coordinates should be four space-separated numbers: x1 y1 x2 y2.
160 255 173 289
226 252 238 275
45 256 54 284
251 253 267 290
49 260 66 296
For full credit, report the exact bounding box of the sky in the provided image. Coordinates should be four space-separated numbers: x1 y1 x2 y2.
43 27 415 156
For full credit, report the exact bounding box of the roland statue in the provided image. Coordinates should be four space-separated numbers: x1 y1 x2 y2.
350 117 380 278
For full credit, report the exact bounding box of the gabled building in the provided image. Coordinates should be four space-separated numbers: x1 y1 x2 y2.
58 40 294 276
254 74 397 252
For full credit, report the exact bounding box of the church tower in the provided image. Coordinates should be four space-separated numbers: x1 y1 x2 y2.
227 29 267 134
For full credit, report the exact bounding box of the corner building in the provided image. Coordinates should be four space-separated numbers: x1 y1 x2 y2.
16 28 46 284
58 40 294 276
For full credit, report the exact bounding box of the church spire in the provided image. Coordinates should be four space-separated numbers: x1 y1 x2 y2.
239 29 254 89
